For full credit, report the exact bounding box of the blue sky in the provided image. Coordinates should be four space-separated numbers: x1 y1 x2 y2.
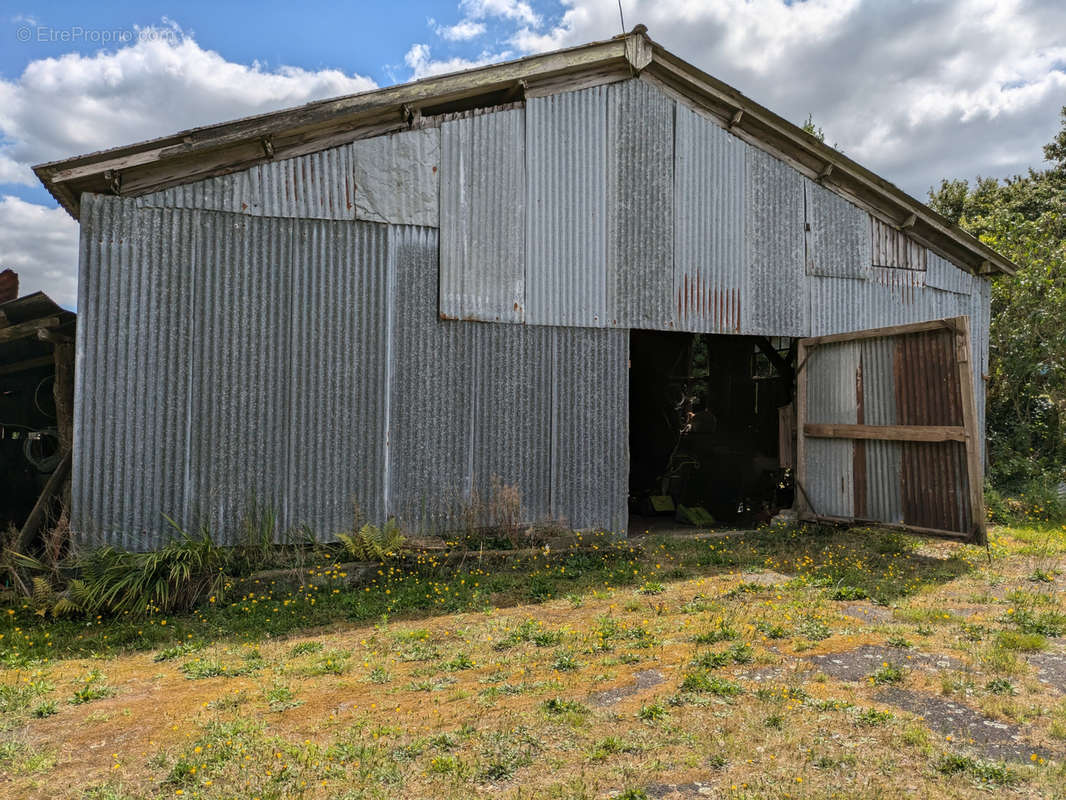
1 0 1065 307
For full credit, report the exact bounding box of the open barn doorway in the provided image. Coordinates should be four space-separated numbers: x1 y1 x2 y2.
628 331 796 531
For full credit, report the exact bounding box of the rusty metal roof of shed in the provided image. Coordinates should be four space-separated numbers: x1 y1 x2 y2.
33 26 1016 276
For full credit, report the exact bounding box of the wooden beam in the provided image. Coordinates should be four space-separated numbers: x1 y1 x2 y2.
794 338 809 514
803 423 967 443
0 316 59 345
16 450 71 555
802 317 959 348
0 355 53 376
797 512 970 540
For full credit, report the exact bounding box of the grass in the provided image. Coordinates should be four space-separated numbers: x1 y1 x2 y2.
0 522 1063 798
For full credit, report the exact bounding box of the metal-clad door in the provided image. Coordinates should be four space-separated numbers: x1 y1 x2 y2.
795 317 985 543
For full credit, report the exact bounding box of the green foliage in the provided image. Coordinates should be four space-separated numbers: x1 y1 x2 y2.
336 518 407 562
72 522 227 616
930 111 1066 497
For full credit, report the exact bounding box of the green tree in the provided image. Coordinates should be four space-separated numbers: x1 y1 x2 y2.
929 107 1066 489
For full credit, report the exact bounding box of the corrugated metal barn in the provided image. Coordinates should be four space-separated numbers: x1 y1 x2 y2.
36 28 1015 549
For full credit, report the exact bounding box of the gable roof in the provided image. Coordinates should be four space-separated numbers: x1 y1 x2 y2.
33 26 1015 276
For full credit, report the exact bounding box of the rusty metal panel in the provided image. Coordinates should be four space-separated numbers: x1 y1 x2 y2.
805 181 871 279
804 341 858 518
550 326 629 531
746 146 808 336
440 108 526 322
673 105 746 333
894 328 972 532
925 252 974 295
871 216 926 270
526 85 608 326
607 79 674 328
287 219 389 534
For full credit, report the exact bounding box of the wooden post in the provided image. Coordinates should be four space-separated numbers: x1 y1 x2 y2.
954 317 987 545
794 339 808 513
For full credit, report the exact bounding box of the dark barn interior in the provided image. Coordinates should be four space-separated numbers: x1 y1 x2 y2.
628 330 796 528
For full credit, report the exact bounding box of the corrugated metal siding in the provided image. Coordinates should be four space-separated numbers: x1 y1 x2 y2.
805 181 871 279
607 79 674 328
386 225 477 532
471 323 553 522
288 219 389 533
860 337 903 523
76 196 193 548
184 213 295 544
550 327 629 531
526 85 608 326
871 216 926 270
136 128 438 226
673 105 747 333
746 147 808 336
76 197 630 546
925 252 973 295
804 341 858 518
440 109 526 322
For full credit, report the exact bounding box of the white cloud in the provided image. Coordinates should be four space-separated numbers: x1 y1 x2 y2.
404 42 508 79
437 19 487 42
0 196 77 308
0 22 377 171
461 0 540 26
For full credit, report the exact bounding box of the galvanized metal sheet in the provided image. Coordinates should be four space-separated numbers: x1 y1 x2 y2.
439 108 526 322
805 180 871 279
183 212 295 544
471 322 553 522
550 326 629 532
860 337 902 523
526 85 608 326
351 128 440 227
673 105 747 333
287 219 389 534
607 78 674 328
804 341 858 519
925 252 974 295
746 147 808 336
871 216 926 270
137 145 360 221
75 195 194 548
386 225 477 532
136 128 438 226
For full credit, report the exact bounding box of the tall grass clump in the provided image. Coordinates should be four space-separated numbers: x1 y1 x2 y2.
71 520 228 616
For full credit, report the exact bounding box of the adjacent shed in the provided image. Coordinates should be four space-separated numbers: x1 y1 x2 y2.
35 28 1015 549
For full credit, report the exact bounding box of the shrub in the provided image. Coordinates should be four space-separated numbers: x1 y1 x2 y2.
72 523 227 616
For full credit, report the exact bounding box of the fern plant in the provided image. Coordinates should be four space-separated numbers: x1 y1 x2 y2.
336 518 406 562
